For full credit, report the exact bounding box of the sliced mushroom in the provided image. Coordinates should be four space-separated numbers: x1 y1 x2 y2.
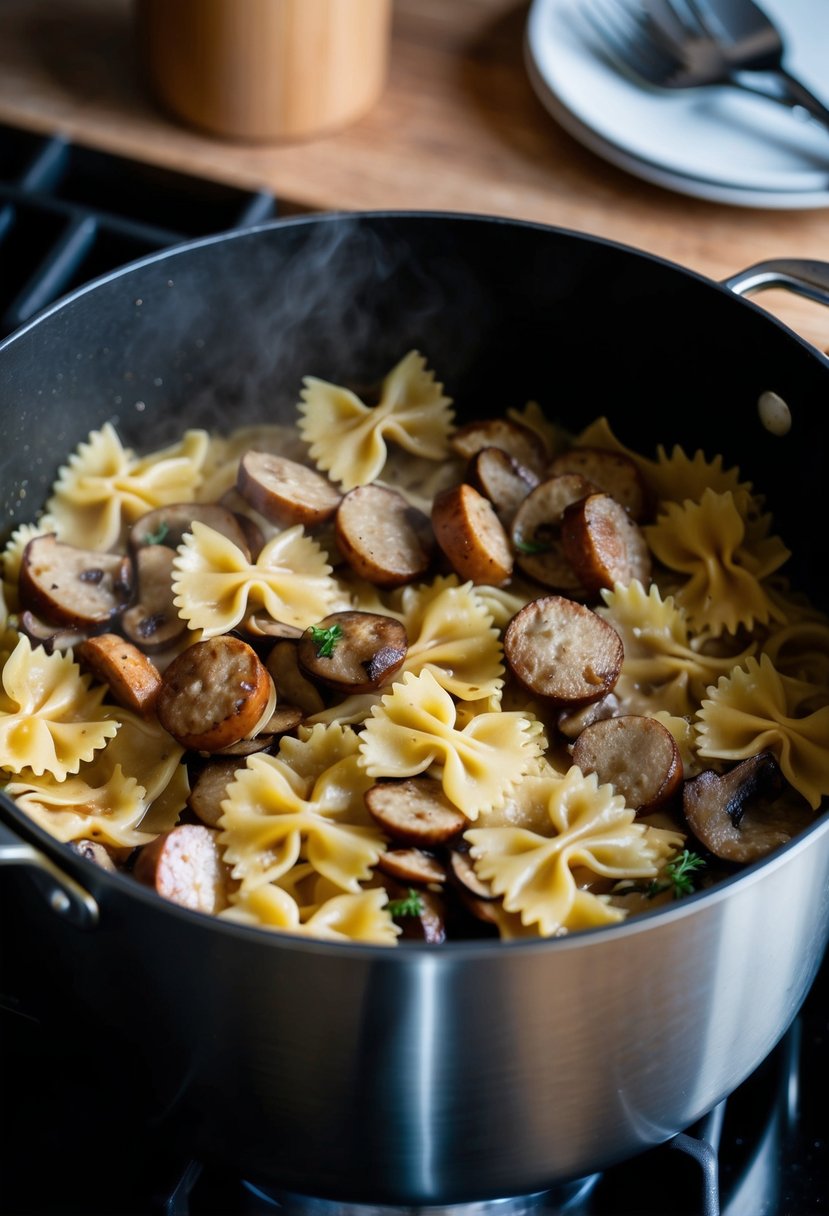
365 777 467 846
549 447 651 521
18 610 90 654
236 450 343 527
133 824 230 913
213 703 304 755
682 753 808 863
239 613 304 642
335 484 432 587
188 758 244 828
121 544 187 652
431 482 513 586
556 692 622 740
503 594 624 706
130 503 251 556
77 633 163 717
468 446 540 524
571 714 683 812
156 635 274 752
447 845 496 901
378 847 448 886
377 873 446 944
297 611 408 694
19 534 133 628
510 474 597 595
560 492 652 595
450 417 547 476
264 640 326 716
70 839 119 872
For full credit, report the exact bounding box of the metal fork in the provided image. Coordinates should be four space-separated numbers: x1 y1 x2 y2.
581 0 829 134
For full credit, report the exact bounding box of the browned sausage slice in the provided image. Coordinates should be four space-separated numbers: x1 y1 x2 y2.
156 636 274 751
336 484 432 587
133 824 229 913
450 417 547 475
77 633 163 717
570 714 683 812
503 595 624 706
365 777 467 845
121 544 187 652
237 450 342 526
561 492 652 595
468 446 540 524
431 483 513 586
298 611 408 694
19 534 133 628
549 447 651 521
510 474 597 594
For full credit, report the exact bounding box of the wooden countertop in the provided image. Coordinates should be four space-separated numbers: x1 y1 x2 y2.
1 0 828 349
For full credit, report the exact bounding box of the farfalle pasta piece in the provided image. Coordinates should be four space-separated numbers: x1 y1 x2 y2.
2 520 57 611
598 580 753 717
645 489 789 637
2 698 187 846
219 723 385 894
220 883 398 944
760 619 829 691
0 635 118 778
465 766 682 937
695 654 829 810
173 520 339 637
46 423 209 551
359 668 543 820
298 350 454 489
5 764 151 848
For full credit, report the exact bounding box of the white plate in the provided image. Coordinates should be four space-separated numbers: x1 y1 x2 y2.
525 0 829 206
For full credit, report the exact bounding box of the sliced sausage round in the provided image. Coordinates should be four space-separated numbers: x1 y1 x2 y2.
237 450 342 527
133 824 229 913
336 484 432 587
561 492 652 595
431 483 513 586
450 417 547 476
77 633 163 717
468 446 540 524
503 594 624 706
570 714 683 812
156 635 274 752
365 776 468 845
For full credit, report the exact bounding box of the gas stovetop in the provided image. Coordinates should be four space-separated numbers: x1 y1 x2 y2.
0 120 827 1216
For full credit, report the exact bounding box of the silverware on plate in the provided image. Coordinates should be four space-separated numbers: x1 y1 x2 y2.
581 0 829 133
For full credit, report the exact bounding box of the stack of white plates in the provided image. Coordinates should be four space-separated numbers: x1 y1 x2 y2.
524 0 829 208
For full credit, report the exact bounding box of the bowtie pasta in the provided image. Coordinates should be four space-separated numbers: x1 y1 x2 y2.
2 349 828 945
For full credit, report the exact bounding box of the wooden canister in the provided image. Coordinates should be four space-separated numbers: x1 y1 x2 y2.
135 0 393 142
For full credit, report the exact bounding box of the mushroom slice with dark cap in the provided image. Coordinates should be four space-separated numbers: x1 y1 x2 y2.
682 752 811 863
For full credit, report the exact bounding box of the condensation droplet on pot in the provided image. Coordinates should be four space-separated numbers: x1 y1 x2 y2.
135 298 143 307
135 400 146 412
114 395 122 406
758 391 791 436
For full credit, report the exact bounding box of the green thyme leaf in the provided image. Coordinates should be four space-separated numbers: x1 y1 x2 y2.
386 888 424 918
309 622 343 659
144 521 170 546
646 849 707 900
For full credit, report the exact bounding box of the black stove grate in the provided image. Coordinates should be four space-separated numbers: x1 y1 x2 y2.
0 121 276 338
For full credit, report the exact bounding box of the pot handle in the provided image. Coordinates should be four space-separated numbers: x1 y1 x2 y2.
724 258 829 307
0 818 99 930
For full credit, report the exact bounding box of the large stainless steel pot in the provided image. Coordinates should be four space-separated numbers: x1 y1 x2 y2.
1 212 828 1207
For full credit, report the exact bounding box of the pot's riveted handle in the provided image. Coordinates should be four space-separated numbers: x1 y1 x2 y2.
724 259 829 308
0 819 99 930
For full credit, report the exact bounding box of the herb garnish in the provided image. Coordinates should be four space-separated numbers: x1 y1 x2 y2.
144 521 170 546
386 888 424 918
647 849 707 900
309 622 343 659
